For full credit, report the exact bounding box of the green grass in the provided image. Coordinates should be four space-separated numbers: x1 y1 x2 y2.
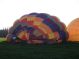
0 38 6 42
0 38 79 59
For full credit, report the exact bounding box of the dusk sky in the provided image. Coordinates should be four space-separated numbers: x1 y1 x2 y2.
0 0 79 29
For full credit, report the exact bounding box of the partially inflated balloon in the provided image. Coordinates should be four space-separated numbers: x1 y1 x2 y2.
6 13 68 44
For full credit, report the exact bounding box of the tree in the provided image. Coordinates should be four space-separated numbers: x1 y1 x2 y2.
0 28 8 37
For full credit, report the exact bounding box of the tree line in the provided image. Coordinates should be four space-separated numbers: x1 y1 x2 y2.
0 28 8 37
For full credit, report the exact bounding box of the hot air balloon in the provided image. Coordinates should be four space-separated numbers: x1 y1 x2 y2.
67 18 79 42
6 13 68 44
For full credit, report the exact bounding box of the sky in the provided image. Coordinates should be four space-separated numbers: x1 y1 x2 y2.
0 0 79 29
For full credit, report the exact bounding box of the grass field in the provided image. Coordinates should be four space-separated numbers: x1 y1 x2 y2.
0 38 79 59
